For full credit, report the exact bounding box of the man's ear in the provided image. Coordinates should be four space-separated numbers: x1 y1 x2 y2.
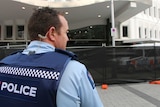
48 26 56 41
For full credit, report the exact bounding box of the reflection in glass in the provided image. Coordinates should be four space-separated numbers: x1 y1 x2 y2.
67 25 107 46
17 25 24 39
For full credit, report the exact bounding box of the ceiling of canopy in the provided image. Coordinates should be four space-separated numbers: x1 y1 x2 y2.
0 0 152 29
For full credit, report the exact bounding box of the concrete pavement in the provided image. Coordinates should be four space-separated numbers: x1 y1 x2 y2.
97 82 160 107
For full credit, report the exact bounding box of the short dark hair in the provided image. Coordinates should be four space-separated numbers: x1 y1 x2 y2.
28 7 63 40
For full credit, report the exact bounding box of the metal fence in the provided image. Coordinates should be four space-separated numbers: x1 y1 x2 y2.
69 46 160 84
1 46 160 85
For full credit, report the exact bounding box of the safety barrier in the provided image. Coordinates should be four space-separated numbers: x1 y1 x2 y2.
1 46 160 85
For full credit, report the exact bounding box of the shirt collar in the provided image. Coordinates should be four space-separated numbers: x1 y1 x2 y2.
23 41 55 54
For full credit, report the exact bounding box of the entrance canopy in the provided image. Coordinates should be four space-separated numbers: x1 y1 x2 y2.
0 0 152 29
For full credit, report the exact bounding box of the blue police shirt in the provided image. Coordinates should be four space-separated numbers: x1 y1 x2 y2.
22 41 104 107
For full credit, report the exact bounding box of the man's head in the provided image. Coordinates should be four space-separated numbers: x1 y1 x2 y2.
28 7 69 50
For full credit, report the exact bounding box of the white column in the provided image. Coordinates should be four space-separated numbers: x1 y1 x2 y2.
111 0 115 47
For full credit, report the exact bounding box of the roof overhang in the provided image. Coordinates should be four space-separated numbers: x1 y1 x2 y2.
115 0 152 22
0 0 152 29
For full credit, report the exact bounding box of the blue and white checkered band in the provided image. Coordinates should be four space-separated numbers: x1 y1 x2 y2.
0 66 60 80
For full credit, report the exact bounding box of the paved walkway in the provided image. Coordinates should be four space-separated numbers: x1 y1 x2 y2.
97 82 160 107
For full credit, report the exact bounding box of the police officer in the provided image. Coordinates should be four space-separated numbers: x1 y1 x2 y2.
0 7 103 107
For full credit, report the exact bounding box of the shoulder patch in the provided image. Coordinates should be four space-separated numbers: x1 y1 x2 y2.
87 71 95 89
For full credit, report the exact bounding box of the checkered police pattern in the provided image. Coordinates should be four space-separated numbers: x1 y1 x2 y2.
0 66 60 80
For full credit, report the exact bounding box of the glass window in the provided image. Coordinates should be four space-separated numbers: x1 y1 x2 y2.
159 9 160 18
67 25 107 46
68 25 106 40
5 25 12 39
145 28 147 38
155 30 157 38
154 7 156 17
17 25 24 39
122 26 128 37
145 28 147 35
139 27 141 38
150 30 152 38
149 8 151 16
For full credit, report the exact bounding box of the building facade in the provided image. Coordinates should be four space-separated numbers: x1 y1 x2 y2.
0 0 154 47
120 0 160 44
